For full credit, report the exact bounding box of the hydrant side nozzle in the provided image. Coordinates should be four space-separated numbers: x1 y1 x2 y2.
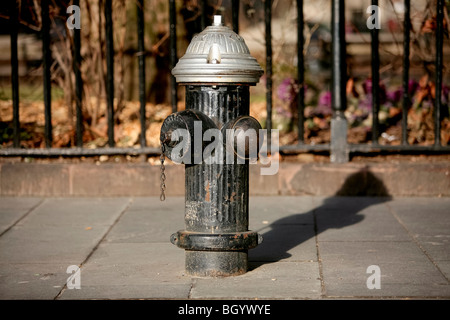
222 115 264 161
160 109 218 164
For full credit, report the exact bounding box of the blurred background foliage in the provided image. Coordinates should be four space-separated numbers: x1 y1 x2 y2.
0 0 449 149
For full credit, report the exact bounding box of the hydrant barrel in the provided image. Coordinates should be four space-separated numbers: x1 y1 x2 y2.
164 15 264 277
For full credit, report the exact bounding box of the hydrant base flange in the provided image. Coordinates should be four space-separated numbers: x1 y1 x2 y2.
170 230 262 251
185 250 249 277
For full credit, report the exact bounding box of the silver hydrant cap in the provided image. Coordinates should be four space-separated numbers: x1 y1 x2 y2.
171 15 264 84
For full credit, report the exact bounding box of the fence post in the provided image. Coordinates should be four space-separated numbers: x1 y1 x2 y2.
330 0 349 163
297 0 305 144
105 0 115 147
371 0 380 145
434 0 444 146
73 0 83 148
169 0 178 113
232 0 239 33
265 0 272 148
10 0 20 148
401 0 411 145
137 0 147 147
41 0 52 148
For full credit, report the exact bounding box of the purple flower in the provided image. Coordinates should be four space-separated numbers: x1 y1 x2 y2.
386 88 403 103
408 79 419 95
316 91 332 116
362 78 372 95
318 91 331 107
362 78 387 104
275 106 292 118
441 85 449 104
277 78 295 103
359 94 372 112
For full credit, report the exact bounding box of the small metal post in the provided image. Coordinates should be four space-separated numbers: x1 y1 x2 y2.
330 0 349 163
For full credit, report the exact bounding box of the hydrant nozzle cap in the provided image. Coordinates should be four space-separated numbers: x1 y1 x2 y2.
171 14 263 84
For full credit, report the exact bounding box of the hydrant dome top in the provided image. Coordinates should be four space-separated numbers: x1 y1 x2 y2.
171 15 264 84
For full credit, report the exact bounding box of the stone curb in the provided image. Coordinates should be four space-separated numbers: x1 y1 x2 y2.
0 162 449 197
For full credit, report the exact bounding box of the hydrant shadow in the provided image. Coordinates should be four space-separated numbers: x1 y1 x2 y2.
248 168 392 269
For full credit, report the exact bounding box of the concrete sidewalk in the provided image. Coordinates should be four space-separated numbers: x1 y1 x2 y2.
0 196 449 300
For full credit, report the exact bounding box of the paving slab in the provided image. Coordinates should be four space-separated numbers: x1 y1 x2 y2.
0 195 449 300
59 243 191 299
0 197 131 299
250 225 317 262
106 197 185 243
0 198 131 264
315 198 410 242
190 261 322 299
0 197 43 235
319 241 450 298
0 263 68 299
387 197 450 237
247 196 318 262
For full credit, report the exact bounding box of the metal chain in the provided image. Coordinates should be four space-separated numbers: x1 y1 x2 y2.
160 144 166 201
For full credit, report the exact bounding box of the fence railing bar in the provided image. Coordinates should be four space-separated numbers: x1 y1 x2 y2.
0 147 161 157
348 143 450 153
137 0 147 147
73 0 83 148
401 0 411 146
232 0 239 33
10 0 20 148
105 0 115 147
280 143 450 154
434 0 444 146
371 0 380 145
297 0 305 144
265 0 272 147
41 0 52 148
280 144 331 153
169 0 178 113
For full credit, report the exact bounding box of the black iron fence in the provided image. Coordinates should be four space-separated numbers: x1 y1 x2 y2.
1 0 449 161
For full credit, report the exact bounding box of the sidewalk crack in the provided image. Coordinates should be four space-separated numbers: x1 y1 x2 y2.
0 198 46 237
312 208 326 298
54 197 134 299
387 203 450 284
188 278 196 299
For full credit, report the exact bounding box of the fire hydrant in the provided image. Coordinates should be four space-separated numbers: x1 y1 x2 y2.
160 15 264 277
